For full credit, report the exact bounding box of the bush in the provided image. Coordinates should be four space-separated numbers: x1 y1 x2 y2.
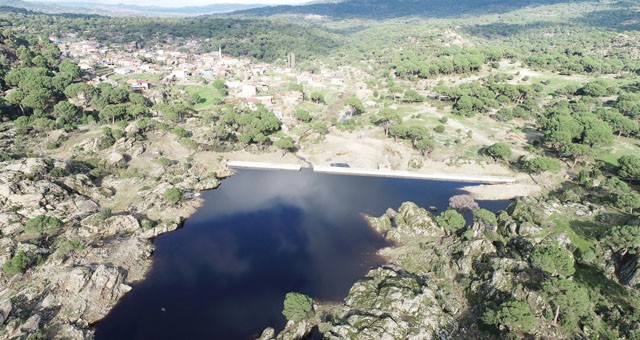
482 143 512 161
618 155 640 181
141 219 155 229
523 156 562 174
164 187 183 205
25 215 63 235
56 239 83 258
531 245 575 277
2 251 35 276
282 292 314 322
294 109 313 123
435 209 466 234
483 299 537 334
172 127 190 138
473 208 497 228
158 157 172 166
434 125 445 133
310 91 325 104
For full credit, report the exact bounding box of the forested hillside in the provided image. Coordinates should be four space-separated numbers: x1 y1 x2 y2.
239 0 591 19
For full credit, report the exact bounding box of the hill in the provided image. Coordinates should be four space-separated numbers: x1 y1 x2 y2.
237 0 592 19
0 0 269 17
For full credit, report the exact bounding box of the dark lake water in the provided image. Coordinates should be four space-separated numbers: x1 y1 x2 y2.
95 169 511 340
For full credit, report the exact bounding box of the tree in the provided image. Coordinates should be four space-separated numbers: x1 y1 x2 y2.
579 116 613 148
483 299 537 334
616 93 640 118
100 104 129 124
482 143 512 161
608 225 640 255
282 292 314 322
344 96 364 115
618 155 640 182
414 136 435 156
164 187 183 205
531 245 575 277
581 80 610 97
371 108 400 136
275 136 296 155
473 208 497 228
541 278 593 328
54 101 80 129
403 89 424 103
294 109 312 123
616 192 640 214
58 60 82 79
435 209 466 234
523 157 562 174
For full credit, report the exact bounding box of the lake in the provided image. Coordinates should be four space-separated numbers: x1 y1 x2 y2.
95 168 511 340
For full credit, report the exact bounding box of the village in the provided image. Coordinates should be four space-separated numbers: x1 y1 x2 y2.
49 35 352 123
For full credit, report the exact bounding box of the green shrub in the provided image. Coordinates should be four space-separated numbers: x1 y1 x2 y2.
473 208 497 228
435 209 466 234
56 239 83 258
25 215 63 235
483 299 537 334
158 157 172 166
141 219 155 229
531 245 575 277
523 156 561 174
482 143 512 161
172 127 190 138
434 125 445 133
2 251 35 276
164 187 183 205
294 109 313 123
282 292 314 322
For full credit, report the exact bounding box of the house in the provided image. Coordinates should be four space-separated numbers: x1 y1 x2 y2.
127 79 150 91
114 68 133 75
238 85 257 98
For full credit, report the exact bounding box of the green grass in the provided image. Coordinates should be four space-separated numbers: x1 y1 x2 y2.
183 85 225 110
597 138 640 166
546 214 607 253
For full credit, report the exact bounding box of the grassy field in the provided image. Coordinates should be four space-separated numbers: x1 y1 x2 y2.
183 85 226 110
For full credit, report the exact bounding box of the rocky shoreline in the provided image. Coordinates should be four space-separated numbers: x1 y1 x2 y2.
0 143 230 339
259 198 638 340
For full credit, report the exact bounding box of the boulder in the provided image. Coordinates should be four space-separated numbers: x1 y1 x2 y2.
56 264 131 324
258 327 275 340
103 215 140 236
19 313 41 333
0 293 12 325
107 152 126 166
619 254 640 289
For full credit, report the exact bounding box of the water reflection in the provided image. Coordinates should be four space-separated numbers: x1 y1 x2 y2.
95 169 510 340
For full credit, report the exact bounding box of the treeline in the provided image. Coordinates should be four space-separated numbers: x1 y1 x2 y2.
391 47 514 79
0 12 341 62
466 23 640 75
238 0 589 20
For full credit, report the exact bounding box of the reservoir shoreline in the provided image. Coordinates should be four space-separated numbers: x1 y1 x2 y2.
227 160 517 184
